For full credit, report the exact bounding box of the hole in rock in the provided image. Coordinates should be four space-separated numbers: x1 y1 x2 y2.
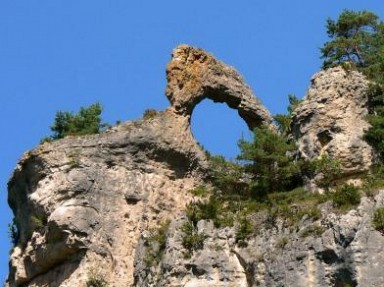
191 99 251 160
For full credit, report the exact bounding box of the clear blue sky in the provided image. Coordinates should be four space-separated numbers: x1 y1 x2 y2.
0 1 383 283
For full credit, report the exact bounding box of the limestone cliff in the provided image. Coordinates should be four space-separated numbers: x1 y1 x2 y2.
133 192 384 287
292 67 372 180
7 111 205 287
5 46 383 287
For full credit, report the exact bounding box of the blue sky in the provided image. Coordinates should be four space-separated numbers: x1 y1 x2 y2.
0 1 383 283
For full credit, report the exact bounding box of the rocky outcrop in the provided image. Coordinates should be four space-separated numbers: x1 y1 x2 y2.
166 45 274 130
6 112 206 287
292 67 372 178
6 45 274 287
133 191 384 287
5 46 382 287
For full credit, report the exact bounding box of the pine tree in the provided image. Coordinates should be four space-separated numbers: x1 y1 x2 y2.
238 126 300 194
49 103 105 140
320 10 384 160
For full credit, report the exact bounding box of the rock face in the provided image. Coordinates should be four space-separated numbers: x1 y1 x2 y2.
7 111 206 287
5 45 273 287
5 46 382 287
133 191 384 287
292 67 373 178
166 45 274 130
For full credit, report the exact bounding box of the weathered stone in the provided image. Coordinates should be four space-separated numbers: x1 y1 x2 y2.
5 47 384 287
6 112 205 287
166 45 274 130
133 192 384 287
292 67 373 179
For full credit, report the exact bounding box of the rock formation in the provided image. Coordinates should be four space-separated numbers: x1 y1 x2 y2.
5 45 272 287
5 46 383 287
133 192 384 287
166 45 274 130
7 112 205 287
292 67 373 179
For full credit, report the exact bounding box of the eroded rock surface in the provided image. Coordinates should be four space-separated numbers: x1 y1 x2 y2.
5 47 383 287
6 111 206 287
6 45 276 287
292 67 372 178
166 45 274 130
134 191 384 287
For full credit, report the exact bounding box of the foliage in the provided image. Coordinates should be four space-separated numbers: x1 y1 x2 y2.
188 185 210 197
208 155 248 197
275 237 288 249
86 277 108 287
30 214 47 232
274 94 302 139
320 10 384 160
45 103 106 141
39 136 54 144
372 207 384 234
235 215 253 242
86 268 108 287
144 220 171 267
185 198 218 226
300 224 326 238
312 155 342 191
238 126 301 194
363 164 384 196
8 218 18 246
331 184 361 212
321 10 382 69
267 187 323 227
143 109 159 120
365 107 384 161
181 220 206 258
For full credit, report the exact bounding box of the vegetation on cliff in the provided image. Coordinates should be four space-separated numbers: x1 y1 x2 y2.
320 9 384 161
41 103 107 142
181 10 384 249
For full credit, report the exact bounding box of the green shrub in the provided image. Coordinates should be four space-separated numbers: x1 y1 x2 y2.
143 109 158 120
274 94 302 139
313 155 342 191
86 278 107 287
332 184 361 212
363 165 384 196
86 268 108 287
372 207 384 233
144 220 171 267
185 196 235 228
275 237 289 249
181 220 206 258
43 103 107 141
39 136 54 144
236 215 253 243
238 126 301 193
185 199 216 225
31 214 47 232
266 187 323 227
8 218 18 245
300 225 325 238
208 155 248 197
189 185 210 197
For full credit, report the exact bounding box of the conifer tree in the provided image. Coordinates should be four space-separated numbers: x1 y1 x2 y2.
321 10 384 160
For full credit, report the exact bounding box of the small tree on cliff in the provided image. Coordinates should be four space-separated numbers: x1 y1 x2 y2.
237 126 300 195
321 10 382 69
274 94 301 140
43 103 106 141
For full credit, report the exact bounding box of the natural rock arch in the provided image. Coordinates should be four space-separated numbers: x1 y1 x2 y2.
190 99 250 157
165 45 274 130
